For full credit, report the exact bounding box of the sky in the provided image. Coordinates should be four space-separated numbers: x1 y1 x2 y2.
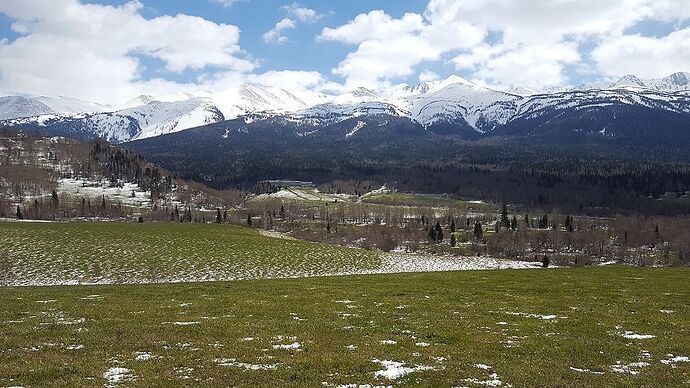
1 0 690 104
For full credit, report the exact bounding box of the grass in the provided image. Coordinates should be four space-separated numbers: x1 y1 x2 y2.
0 267 688 387
0 221 379 285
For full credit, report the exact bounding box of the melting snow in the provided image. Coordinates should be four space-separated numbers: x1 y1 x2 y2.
661 354 690 366
372 359 433 380
134 352 153 361
610 362 649 375
619 331 655 339
215 358 279 370
103 368 133 385
569 367 604 375
346 121 366 138
273 342 301 350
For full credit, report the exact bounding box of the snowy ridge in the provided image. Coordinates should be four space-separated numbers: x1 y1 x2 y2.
1 98 224 142
0 95 109 120
2 71 690 142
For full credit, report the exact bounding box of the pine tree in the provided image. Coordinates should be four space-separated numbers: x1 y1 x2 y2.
539 214 549 229
434 222 443 243
326 222 331 234
247 213 252 226
51 190 59 207
655 224 661 241
16 205 23 220
216 208 222 224
450 233 456 247
510 215 517 230
450 220 456 234
564 215 574 232
500 203 510 228
542 254 550 268
223 210 228 223
428 227 437 243
279 204 285 219
473 221 483 240
524 214 529 227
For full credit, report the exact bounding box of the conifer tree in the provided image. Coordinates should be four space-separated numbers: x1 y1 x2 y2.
500 203 510 228
564 215 574 232
434 221 443 243
428 226 437 243
474 221 483 240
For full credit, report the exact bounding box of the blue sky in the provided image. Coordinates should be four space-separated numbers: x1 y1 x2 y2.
0 0 689 103
90 0 430 85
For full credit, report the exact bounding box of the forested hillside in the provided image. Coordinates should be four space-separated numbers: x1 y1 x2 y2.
0 128 242 221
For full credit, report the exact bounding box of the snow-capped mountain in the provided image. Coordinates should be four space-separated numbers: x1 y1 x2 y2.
2 72 690 143
2 98 224 142
0 95 109 120
0 96 54 120
609 72 690 92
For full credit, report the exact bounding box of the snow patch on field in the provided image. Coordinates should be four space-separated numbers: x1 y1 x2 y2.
661 354 690 366
619 331 655 339
372 359 433 380
502 311 567 320
463 364 503 386
569 366 605 375
610 361 649 375
273 342 301 350
215 358 279 370
134 352 153 361
103 367 133 385
371 253 543 274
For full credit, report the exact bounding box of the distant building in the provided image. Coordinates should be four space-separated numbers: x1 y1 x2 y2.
254 180 315 194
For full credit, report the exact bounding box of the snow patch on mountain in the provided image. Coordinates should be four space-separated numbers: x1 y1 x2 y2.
2 72 690 142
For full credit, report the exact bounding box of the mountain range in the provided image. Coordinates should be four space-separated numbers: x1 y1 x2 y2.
1 72 689 144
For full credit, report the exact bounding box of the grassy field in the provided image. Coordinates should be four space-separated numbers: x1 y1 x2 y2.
0 221 379 286
0 267 688 387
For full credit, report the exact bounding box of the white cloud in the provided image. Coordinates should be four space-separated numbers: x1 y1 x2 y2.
263 4 323 45
0 0 256 104
283 3 323 23
319 10 424 44
418 71 439 83
592 29 690 78
210 0 244 7
319 9 483 88
320 0 690 89
262 18 296 44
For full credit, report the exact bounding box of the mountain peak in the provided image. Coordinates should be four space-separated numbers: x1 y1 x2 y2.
611 75 645 88
663 72 690 86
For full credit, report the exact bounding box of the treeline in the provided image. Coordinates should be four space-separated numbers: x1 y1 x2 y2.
241 197 690 268
125 132 690 216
